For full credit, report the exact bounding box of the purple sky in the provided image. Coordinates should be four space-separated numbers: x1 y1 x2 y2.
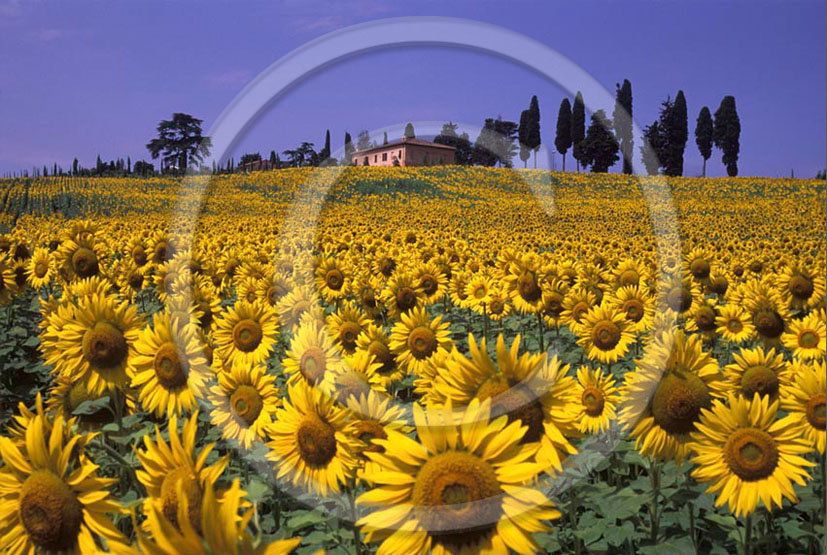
0 0 824 178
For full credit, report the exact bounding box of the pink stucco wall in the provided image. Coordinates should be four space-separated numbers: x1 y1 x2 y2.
352 142 455 167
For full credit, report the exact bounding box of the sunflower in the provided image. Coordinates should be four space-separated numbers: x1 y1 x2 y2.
356 400 560 555
485 287 513 322
314 255 350 302
684 247 714 284
56 292 142 396
574 365 619 434
46 374 137 430
0 254 17 306
780 360 826 454
115 259 148 303
283 318 344 388
276 285 321 331
576 304 635 364
257 272 291 307
0 413 126 553
327 301 370 355
606 284 654 333
559 285 597 334
448 271 472 309
464 273 494 314
135 412 229 535
613 258 651 289
356 323 406 387
208 360 280 450
505 257 546 314
132 311 210 417
352 273 384 319
413 260 448 305
723 346 789 403
26 247 54 289
345 390 412 482
389 307 453 375
688 393 814 518
125 478 300 555
214 300 279 367
657 274 700 317
741 280 790 348
56 235 106 282
326 349 388 403
267 381 360 496
715 304 755 343
539 279 569 329
776 263 826 311
619 329 726 464
429 334 579 471
382 272 424 320
781 312 826 361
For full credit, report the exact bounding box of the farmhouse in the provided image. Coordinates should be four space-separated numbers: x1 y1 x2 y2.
352 136 456 167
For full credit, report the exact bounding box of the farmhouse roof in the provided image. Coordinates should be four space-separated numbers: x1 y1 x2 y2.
354 136 456 155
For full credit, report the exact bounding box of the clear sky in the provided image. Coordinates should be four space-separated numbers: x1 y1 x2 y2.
0 0 824 178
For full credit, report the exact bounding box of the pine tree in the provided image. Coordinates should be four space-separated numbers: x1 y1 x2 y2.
713 96 740 177
72 158 79 176
344 132 354 165
571 92 586 172
613 79 633 174
581 110 619 173
695 107 713 177
555 98 572 172
641 120 664 175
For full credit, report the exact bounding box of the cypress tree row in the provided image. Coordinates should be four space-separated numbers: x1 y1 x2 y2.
571 91 586 172
695 107 713 177
613 79 634 174
713 96 740 177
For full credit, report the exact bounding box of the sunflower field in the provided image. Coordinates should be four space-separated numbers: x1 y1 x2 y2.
0 166 824 554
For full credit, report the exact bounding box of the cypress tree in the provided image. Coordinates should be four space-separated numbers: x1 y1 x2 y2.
581 110 619 173
713 96 740 177
526 95 541 168
612 79 633 174
571 91 586 172
554 98 572 172
344 132 354 165
695 106 713 177
518 109 531 168
665 90 688 176
404 122 415 139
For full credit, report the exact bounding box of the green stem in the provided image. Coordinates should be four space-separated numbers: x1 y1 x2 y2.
743 514 752 555
689 502 697 552
347 487 363 555
537 312 544 351
649 460 661 542
568 480 582 555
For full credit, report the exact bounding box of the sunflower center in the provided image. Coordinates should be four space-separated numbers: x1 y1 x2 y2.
267 284 287 305
619 269 640 287
473 285 487 299
739 365 779 399
726 318 744 333
325 269 344 291
132 245 147 266
489 300 504 315
230 385 263 426
67 382 115 424
153 242 168 264
378 257 396 277
798 331 819 349
695 306 717 331
290 300 311 322
352 419 388 454
666 286 692 312
412 451 502 547
476 379 545 443
408 327 438 360
82 321 128 370
581 387 605 416
623 299 644 322
334 370 371 402
789 274 814 300
338 322 361 352
591 320 621 350
232 318 263 352
517 272 541 302
421 275 438 295
368 341 396 374
710 276 729 295
71 247 99 278
753 309 784 339
299 347 327 385
152 341 188 388
396 287 418 312
806 393 826 430
160 466 203 533
723 428 779 481
34 261 49 278
19 470 83 552
689 258 711 279
128 272 144 289
651 371 711 435
545 292 564 315
296 413 337 468
572 301 590 323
